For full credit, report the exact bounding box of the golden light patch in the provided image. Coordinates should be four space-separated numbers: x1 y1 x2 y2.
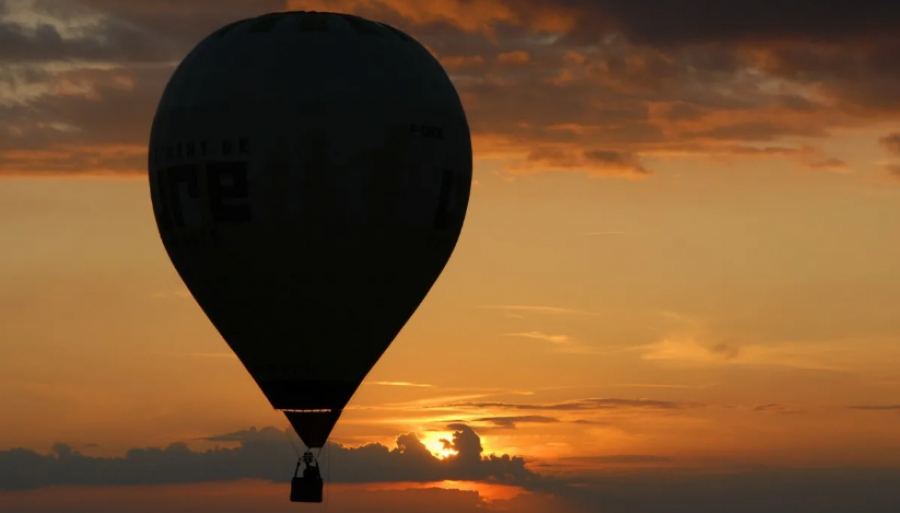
367 480 530 501
418 431 459 459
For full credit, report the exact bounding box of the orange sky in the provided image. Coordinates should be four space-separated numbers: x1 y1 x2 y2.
3 1 900 511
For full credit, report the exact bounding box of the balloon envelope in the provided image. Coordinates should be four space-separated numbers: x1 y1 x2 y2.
148 11 471 448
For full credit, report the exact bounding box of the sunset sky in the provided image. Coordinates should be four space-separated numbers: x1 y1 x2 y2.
3 0 900 511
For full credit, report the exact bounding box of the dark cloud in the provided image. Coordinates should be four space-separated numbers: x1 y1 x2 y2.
848 405 900 411
0 0 890 177
0 17 171 64
0 425 539 491
4 426 900 512
472 416 561 428
2 482 578 513
752 403 802 414
299 0 900 54
583 149 649 174
555 0 900 47
8 65 166 148
708 342 741 360
558 467 900 513
295 0 900 45
0 64 171 174
879 133 900 156
754 41 900 111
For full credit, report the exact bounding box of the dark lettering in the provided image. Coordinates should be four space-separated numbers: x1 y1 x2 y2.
411 125 444 139
421 126 443 139
239 137 249 153
207 161 251 223
176 142 183 159
161 164 200 228
186 142 196 158
222 140 233 155
165 146 174 161
200 140 209 156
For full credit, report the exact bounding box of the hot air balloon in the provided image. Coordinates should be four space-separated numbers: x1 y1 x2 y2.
147 11 471 503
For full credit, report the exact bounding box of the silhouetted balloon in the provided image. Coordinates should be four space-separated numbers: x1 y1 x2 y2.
148 11 471 451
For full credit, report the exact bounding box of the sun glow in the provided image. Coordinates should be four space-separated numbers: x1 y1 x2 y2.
419 431 459 459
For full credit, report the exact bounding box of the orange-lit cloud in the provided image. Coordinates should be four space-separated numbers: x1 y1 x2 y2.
0 143 146 175
497 50 530 64
3 0 897 178
285 0 576 35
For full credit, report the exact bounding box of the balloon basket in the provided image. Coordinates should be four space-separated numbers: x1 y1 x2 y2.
291 475 324 503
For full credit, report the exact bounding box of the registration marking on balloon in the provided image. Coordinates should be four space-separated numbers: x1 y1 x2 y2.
409 124 444 140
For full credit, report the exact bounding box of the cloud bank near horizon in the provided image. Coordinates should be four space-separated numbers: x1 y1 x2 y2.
2 424 900 513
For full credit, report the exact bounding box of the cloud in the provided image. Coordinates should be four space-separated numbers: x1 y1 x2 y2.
440 54 485 69
480 305 595 316
5 423 900 512
879 133 900 156
752 403 801 414
0 0 887 179
0 64 171 175
612 383 715 390
0 7 174 65
365 381 435 387
316 0 900 46
638 332 862 371
848 405 900 411
505 331 571 344
557 466 900 513
8 466 900 513
561 454 671 464
508 146 652 178
497 50 530 64
471 416 561 429
1 481 574 513
558 0 900 47
804 157 848 171
503 331 600 354
449 397 691 412
0 425 540 491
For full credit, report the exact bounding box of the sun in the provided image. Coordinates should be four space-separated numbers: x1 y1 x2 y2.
419 431 459 460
